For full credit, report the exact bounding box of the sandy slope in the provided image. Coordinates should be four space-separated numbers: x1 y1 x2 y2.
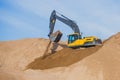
27 45 101 70
0 38 63 70
55 32 120 80
0 32 120 80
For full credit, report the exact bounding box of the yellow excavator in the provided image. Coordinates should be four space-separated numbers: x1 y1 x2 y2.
48 10 102 48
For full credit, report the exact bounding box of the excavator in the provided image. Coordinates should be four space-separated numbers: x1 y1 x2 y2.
42 10 102 58
48 10 102 48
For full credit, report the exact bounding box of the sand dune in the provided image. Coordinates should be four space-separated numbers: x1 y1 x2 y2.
0 32 120 80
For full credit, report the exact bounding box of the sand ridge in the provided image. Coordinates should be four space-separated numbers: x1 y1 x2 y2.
0 32 120 80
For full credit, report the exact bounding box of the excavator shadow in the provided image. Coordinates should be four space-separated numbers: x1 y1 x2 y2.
26 45 102 70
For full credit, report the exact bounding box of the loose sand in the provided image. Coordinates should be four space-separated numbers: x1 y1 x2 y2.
0 32 120 80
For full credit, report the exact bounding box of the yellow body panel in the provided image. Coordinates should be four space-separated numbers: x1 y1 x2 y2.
68 36 96 48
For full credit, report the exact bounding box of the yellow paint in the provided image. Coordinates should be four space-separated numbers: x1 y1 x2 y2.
67 33 98 48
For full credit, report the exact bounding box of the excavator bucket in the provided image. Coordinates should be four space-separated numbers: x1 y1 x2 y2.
49 30 63 43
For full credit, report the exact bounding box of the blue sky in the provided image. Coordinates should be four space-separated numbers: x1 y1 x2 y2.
0 0 120 41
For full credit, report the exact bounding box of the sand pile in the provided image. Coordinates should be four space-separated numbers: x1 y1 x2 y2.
58 32 120 80
27 46 101 70
0 38 63 70
0 32 120 80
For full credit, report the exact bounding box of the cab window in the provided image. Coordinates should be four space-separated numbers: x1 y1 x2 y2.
68 34 78 44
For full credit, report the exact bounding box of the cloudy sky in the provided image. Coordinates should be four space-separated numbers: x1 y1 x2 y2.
0 0 120 41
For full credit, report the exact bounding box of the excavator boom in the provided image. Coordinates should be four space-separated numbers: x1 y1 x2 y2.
48 10 81 42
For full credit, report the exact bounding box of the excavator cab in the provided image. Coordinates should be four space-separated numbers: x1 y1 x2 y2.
68 33 81 44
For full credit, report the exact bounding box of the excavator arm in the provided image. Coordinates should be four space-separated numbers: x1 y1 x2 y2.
48 10 81 42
